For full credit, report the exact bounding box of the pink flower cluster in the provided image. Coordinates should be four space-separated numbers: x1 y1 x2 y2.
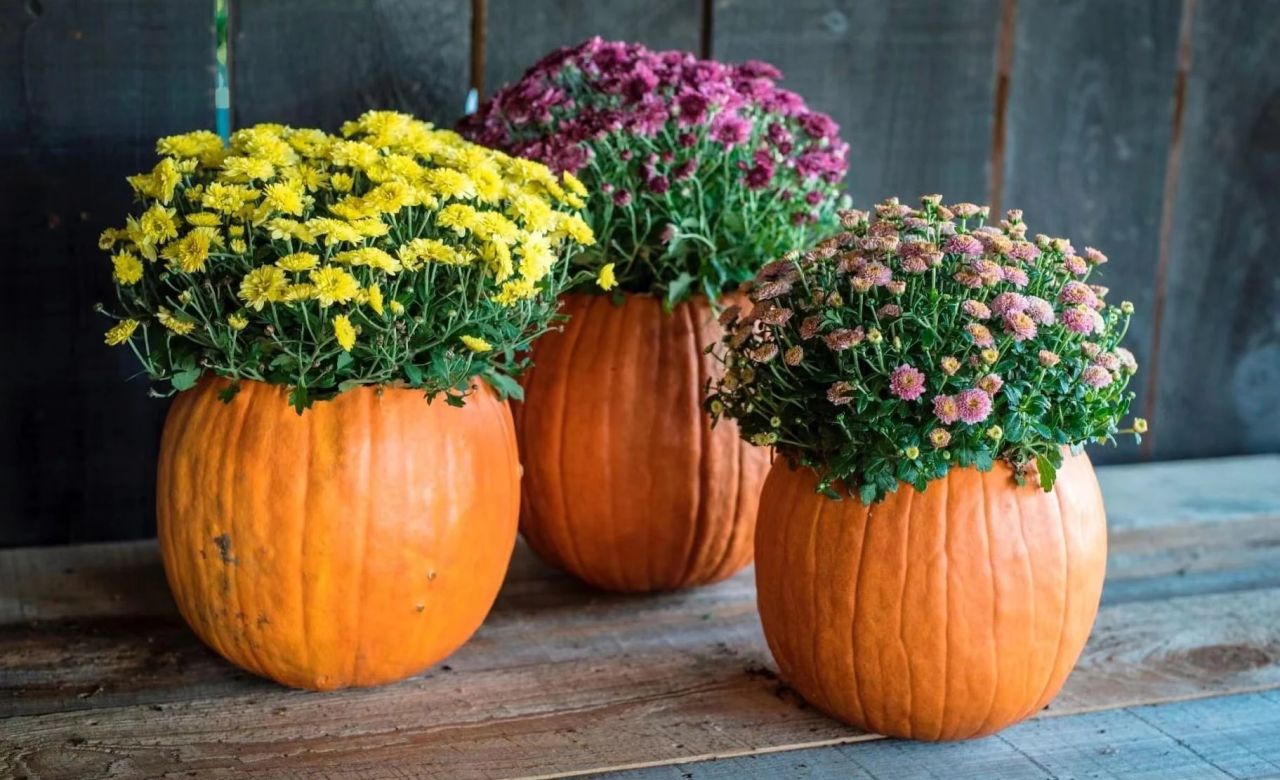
459 37 849 188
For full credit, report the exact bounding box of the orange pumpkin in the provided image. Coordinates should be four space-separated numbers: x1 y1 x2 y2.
515 292 770 592
156 377 519 691
754 452 1107 740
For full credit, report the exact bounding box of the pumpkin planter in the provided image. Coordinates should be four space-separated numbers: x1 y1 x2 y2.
157 377 520 691
515 292 770 592
755 453 1107 740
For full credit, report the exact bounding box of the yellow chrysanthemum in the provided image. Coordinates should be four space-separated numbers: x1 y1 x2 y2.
330 172 354 192
562 171 588 199
492 277 538 306
104 319 139 346
517 233 556 284
161 227 219 274
481 240 514 282
155 130 225 165
227 313 249 331
552 212 596 246
263 180 306 216
397 237 468 270
309 266 361 306
112 251 144 285
277 252 319 272
156 307 197 335
460 335 492 353
266 217 316 245
332 247 401 274
127 157 182 204
389 300 405 316
435 203 480 236
229 238 248 254
305 217 364 246
282 283 318 302
332 314 356 352
238 266 288 310
597 262 618 291
220 155 276 183
202 181 260 213
185 212 222 227
366 284 384 315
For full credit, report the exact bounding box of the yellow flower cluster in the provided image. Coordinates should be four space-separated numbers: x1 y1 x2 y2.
103 111 595 359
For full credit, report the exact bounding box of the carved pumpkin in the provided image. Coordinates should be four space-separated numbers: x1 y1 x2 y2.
515 292 770 592
156 377 519 691
754 452 1107 740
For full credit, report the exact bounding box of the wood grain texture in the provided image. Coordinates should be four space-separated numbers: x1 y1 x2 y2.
3 457 1279 777
1150 0 1280 460
0 0 213 547
1000 0 1181 466
604 690 1280 779
483 0 701 97
231 0 470 130
713 0 1002 206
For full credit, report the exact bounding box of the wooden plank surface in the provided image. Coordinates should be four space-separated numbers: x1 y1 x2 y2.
603 690 1280 779
0 0 213 547
2 456 1279 778
1149 0 1280 460
231 0 471 130
714 0 1002 207
483 0 701 98
1000 0 1181 466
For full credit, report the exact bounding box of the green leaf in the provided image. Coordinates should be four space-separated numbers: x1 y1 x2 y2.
483 369 524 402
402 361 424 385
335 351 353 372
665 272 696 308
216 381 241 403
289 385 310 415
1035 454 1057 492
171 367 202 392
858 482 878 505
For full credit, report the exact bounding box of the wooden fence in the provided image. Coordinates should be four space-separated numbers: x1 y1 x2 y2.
1 0 1277 546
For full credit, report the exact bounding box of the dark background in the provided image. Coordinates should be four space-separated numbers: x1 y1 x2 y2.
2 0 1277 547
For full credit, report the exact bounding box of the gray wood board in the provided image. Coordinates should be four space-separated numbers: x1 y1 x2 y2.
0 0 214 546
597 690 1280 780
231 0 471 131
1000 0 1182 466
714 0 1002 206
1150 0 1280 460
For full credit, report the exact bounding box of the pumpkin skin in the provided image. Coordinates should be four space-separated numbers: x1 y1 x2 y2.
754 452 1107 740
515 292 770 592
156 377 519 691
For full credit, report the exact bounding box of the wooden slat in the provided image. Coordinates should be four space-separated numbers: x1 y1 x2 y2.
482 0 701 98
605 691 1280 779
1149 0 1280 460
2 456 1279 778
0 0 213 547
714 0 1002 206
230 0 471 130
1000 0 1181 466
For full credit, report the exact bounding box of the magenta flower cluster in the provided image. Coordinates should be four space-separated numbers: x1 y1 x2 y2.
461 38 850 301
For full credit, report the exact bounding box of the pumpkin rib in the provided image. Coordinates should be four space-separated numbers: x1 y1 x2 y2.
849 486 876 732
803 481 828 714
974 468 1000 739
677 300 707 587
229 382 269 681
897 486 915 736
1040 468 1078 709
351 390 374 684
935 474 951 742
298 406 313 679
552 297 592 581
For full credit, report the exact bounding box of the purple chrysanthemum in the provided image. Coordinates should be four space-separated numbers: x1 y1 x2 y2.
1082 365 1113 388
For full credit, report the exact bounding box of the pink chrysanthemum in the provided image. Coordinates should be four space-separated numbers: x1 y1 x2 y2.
1001 266 1030 287
1062 304 1101 335
1115 347 1138 374
1084 246 1108 265
1003 310 1037 341
933 394 960 424
1038 349 1061 367
978 373 1004 395
966 322 995 347
940 356 961 375
1008 240 1041 263
877 303 902 318
962 299 991 319
990 291 1028 317
1059 280 1098 307
1081 365 1113 388
1063 254 1088 275
928 428 952 448
944 234 984 256
957 388 993 424
1024 295 1056 325
890 364 927 401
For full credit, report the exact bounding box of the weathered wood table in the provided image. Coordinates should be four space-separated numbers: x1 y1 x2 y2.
3 455 1279 779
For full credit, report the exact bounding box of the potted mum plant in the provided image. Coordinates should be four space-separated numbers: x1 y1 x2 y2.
461 37 849 592
99 111 595 690
708 195 1146 739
